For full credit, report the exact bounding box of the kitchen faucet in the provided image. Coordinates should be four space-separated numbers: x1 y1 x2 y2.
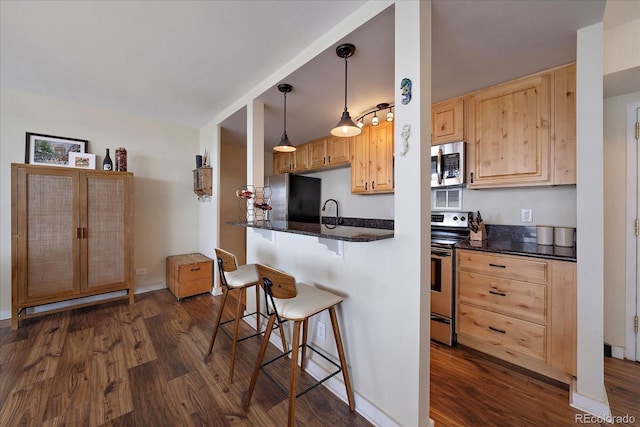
322 198 342 227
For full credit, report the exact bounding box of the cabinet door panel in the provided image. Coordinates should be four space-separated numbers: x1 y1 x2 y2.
370 122 394 193
350 126 369 193
292 144 310 172
82 174 129 291
20 170 79 302
326 136 350 165
308 139 326 170
432 97 464 145
469 74 550 187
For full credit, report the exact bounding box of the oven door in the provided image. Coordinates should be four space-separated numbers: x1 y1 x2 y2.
431 247 453 317
431 246 454 345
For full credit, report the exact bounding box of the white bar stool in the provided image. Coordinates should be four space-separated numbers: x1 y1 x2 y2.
245 264 355 426
207 248 287 383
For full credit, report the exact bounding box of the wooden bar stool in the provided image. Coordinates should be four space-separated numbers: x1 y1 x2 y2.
245 264 355 426
207 248 287 383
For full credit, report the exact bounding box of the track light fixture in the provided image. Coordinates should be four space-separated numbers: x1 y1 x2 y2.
330 43 361 137
356 102 394 127
274 83 296 152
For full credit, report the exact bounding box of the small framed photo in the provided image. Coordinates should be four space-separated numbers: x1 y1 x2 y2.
25 132 88 167
69 152 96 169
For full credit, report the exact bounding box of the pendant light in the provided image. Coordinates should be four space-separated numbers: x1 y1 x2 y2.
274 83 296 152
331 43 361 137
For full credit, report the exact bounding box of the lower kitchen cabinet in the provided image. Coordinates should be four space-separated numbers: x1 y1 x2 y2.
456 249 576 383
11 163 134 329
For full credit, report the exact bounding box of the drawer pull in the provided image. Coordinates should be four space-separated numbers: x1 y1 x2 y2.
489 263 506 268
489 289 506 297
190 267 201 272
489 326 506 334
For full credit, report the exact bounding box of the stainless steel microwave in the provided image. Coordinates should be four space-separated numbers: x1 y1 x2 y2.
431 141 465 187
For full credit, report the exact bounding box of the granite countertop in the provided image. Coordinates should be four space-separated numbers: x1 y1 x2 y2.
456 239 576 262
228 220 395 242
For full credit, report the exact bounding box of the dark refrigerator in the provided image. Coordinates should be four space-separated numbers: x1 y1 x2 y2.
264 174 321 223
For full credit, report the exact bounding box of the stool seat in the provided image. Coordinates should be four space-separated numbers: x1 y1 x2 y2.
224 264 259 288
272 282 342 320
245 264 354 427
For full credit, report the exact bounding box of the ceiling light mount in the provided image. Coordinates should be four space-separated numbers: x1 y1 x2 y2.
331 43 361 138
274 83 296 152
356 102 395 128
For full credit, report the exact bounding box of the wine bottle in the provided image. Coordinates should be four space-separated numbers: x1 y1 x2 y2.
103 148 113 171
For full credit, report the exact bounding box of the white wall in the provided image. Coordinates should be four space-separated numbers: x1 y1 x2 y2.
603 91 640 347
0 88 200 318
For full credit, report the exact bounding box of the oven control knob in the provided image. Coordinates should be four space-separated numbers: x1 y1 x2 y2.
460 216 465 221
453 216 458 221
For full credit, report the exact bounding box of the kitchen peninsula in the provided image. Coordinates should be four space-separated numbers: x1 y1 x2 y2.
229 220 394 242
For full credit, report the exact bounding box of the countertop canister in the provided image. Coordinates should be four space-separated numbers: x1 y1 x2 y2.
536 225 554 245
554 227 575 247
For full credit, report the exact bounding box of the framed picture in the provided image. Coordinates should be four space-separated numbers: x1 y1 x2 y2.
69 152 96 169
25 132 88 167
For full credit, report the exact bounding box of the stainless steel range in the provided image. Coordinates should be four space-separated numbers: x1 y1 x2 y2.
430 211 471 346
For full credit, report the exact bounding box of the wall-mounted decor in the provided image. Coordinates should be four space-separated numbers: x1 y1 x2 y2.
69 152 96 169
25 132 88 167
400 78 412 105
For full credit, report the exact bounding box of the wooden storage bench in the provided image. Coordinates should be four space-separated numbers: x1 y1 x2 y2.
166 253 213 300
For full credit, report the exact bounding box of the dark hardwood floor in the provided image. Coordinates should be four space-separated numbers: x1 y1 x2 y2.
1 289 638 426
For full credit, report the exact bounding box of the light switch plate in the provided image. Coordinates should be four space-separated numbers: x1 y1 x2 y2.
520 208 533 223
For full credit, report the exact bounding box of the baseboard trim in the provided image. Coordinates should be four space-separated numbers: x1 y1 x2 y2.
570 377 611 419
0 310 11 321
243 314 401 427
135 282 167 294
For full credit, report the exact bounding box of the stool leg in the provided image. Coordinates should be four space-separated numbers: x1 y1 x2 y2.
278 322 288 353
288 320 302 427
208 286 230 355
255 283 261 332
300 318 309 370
229 287 246 383
245 313 276 410
329 306 355 411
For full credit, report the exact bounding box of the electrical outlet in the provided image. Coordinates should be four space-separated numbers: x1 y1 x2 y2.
135 268 147 275
317 321 326 341
520 208 533 223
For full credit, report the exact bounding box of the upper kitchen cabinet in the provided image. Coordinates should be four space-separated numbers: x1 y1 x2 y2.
351 121 394 194
467 72 551 188
292 143 310 172
466 63 576 189
552 63 576 185
431 97 464 145
273 151 293 174
308 136 350 170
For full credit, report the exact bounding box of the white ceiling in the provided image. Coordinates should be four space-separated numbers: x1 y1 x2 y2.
1 1 608 150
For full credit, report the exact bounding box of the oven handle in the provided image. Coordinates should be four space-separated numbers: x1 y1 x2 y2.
431 248 452 257
436 147 443 185
430 314 451 325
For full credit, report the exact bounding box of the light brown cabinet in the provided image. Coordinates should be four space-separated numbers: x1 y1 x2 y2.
456 249 576 383
431 97 465 145
467 72 551 188
273 152 293 174
166 253 213 300
11 164 134 329
351 121 394 194
465 63 576 188
552 63 576 185
309 136 351 170
292 143 310 172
